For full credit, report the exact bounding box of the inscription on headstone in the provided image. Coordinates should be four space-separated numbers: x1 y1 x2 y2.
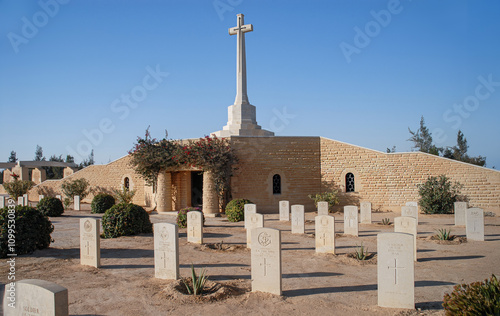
291 205 305 234
466 208 484 241
360 201 372 224
377 232 414 309
80 218 100 268
315 215 335 254
343 206 358 236
246 213 264 249
251 227 282 296
154 222 179 279
279 200 290 221
187 211 203 244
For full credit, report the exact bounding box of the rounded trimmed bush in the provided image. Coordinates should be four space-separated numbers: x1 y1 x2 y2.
225 199 253 222
91 193 116 214
102 203 153 238
176 207 203 228
37 197 64 217
0 206 54 258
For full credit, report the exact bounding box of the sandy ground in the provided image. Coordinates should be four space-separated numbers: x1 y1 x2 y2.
1 206 499 316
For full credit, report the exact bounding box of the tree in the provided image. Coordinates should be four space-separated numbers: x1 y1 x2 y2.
79 150 95 169
408 116 442 155
65 155 74 163
8 151 17 163
443 130 486 167
386 146 396 153
418 175 466 214
45 155 64 180
34 145 44 161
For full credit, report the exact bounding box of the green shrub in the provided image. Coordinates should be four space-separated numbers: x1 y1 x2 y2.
0 205 54 258
91 194 116 214
225 199 253 222
102 203 152 238
418 175 466 214
61 178 90 201
307 190 339 212
112 186 136 204
443 274 500 315
3 179 35 199
37 197 64 217
177 207 203 228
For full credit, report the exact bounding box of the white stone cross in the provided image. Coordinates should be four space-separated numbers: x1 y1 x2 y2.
229 13 253 106
260 258 271 276
388 259 406 285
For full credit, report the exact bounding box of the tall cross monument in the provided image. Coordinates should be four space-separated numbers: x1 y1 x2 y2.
213 14 274 137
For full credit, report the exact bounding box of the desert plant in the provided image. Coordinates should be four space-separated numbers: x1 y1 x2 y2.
91 193 116 214
308 190 339 212
443 274 500 315
381 218 391 225
436 228 452 240
418 175 466 214
0 206 54 258
176 207 203 228
102 203 153 238
112 186 136 204
352 243 369 260
225 199 253 222
182 264 209 296
3 179 35 199
61 178 90 201
37 197 64 217
63 198 71 210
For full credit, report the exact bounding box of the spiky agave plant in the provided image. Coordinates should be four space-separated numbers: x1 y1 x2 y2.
436 228 452 240
182 264 209 296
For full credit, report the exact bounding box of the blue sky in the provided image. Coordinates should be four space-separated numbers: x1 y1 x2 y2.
1 0 499 169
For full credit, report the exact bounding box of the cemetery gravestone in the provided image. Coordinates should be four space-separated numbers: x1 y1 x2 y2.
377 232 414 309
291 205 305 234
404 202 419 222
244 204 257 229
343 206 358 236
56 195 62 201
279 200 290 221
154 222 179 279
466 208 484 241
315 215 335 254
454 202 467 226
80 218 100 268
360 201 372 224
3 279 69 316
251 227 282 296
17 197 23 206
23 194 28 206
0 196 5 208
38 195 44 202
187 211 203 244
74 195 80 211
401 205 418 223
394 216 417 261
246 213 264 248
317 201 329 216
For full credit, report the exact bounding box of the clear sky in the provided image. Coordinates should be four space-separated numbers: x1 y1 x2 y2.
1 0 499 169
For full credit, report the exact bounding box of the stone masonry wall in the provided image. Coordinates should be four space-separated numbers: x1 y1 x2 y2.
320 137 500 213
230 136 322 213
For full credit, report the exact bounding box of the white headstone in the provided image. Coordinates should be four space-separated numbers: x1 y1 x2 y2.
466 208 484 241
56 195 62 201
401 205 418 222
80 218 100 268
317 201 329 216
315 215 335 254
0 196 5 208
454 202 468 226
244 204 257 229
405 202 419 222
17 196 23 206
377 232 414 309
74 195 80 211
291 205 305 234
38 195 45 202
3 279 69 316
187 211 203 244
279 200 290 221
394 216 417 261
23 194 28 206
251 227 282 296
343 206 359 236
154 222 179 280
360 201 372 224
246 213 264 248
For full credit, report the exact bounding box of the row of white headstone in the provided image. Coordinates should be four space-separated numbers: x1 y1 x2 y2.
0 194 81 210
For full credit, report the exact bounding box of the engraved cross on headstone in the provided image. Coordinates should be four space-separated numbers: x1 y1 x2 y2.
387 259 405 285
260 258 272 276
189 226 195 237
320 232 327 246
84 240 90 256
160 251 167 269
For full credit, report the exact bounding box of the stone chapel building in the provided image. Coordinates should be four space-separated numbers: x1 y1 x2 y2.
4 14 499 215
